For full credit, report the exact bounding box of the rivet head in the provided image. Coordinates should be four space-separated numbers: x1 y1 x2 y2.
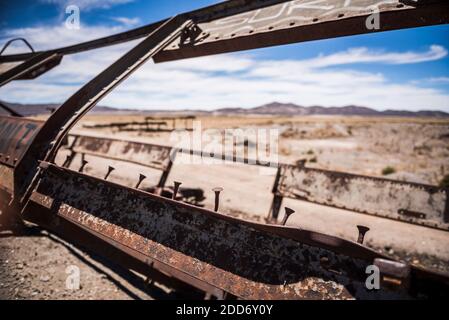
356 225 370 244
281 207 295 226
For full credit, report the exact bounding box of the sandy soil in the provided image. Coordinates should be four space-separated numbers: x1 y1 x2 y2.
2 114 448 299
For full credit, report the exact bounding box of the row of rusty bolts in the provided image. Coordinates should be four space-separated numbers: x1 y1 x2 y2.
74 159 226 213
75 156 370 244
280 206 370 244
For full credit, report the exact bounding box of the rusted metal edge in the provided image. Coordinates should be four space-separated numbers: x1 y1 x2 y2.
0 52 62 87
22 199 227 299
2 1 448 65
0 0 288 63
37 160 385 261
66 133 174 171
154 0 449 62
13 16 193 206
21 162 449 299
0 116 44 168
275 164 449 231
0 101 23 117
67 133 281 168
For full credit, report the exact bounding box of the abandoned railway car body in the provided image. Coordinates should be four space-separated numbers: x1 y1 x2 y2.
1 0 449 299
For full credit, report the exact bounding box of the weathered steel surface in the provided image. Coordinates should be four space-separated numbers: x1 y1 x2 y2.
22 162 449 299
68 134 174 171
276 165 449 231
0 116 43 201
0 164 14 194
154 0 449 62
0 116 43 168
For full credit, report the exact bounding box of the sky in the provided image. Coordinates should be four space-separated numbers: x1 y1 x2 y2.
0 0 448 112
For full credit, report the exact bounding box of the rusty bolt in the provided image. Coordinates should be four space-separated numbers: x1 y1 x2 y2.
104 166 115 180
0 153 3 159
78 160 88 173
5 155 10 162
281 207 295 226
212 187 223 212
135 174 146 189
356 225 370 244
172 181 182 199
13 158 18 165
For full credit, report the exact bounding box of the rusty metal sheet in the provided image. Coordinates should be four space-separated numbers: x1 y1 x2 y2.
68 134 174 171
277 165 449 231
0 164 14 194
21 162 449 299
0 116 43 168
154 0 449 62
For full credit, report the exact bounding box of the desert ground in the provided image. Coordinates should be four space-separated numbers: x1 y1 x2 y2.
1 113 449 299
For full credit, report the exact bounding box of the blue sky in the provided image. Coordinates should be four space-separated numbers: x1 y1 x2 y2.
0 0 448 111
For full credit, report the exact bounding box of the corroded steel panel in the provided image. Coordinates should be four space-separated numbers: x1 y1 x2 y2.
155 0 449 62
23 162 449 299
0 164 14 194
0 116 43 167
277 165 449 231
69 134 173 171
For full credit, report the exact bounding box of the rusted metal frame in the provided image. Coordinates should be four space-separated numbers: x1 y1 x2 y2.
154 0 449 62
65 133 174 177
176 147 279 167
275 164 449 231
0 21 163 63
0 101 23 117
0 116 44 168
22 199 226 299
0 164 14 194
0 0 291 64
0 38 35 55
22 162 449 299
0 52 61 87
12 16 193 208
68 133 281 168
2 1 448 65
63 134 176 193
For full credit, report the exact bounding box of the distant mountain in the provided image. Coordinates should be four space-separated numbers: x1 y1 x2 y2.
0 101 147 116
215 102 449 117
1 100 448 117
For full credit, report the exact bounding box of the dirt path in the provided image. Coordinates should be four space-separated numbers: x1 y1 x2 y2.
0 228 189 300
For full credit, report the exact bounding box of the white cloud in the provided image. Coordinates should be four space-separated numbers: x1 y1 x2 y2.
0 24 448 112
301 45 448 68
111 17 140 27
41 0 133 11
0 25 124 53
427 77 449 83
